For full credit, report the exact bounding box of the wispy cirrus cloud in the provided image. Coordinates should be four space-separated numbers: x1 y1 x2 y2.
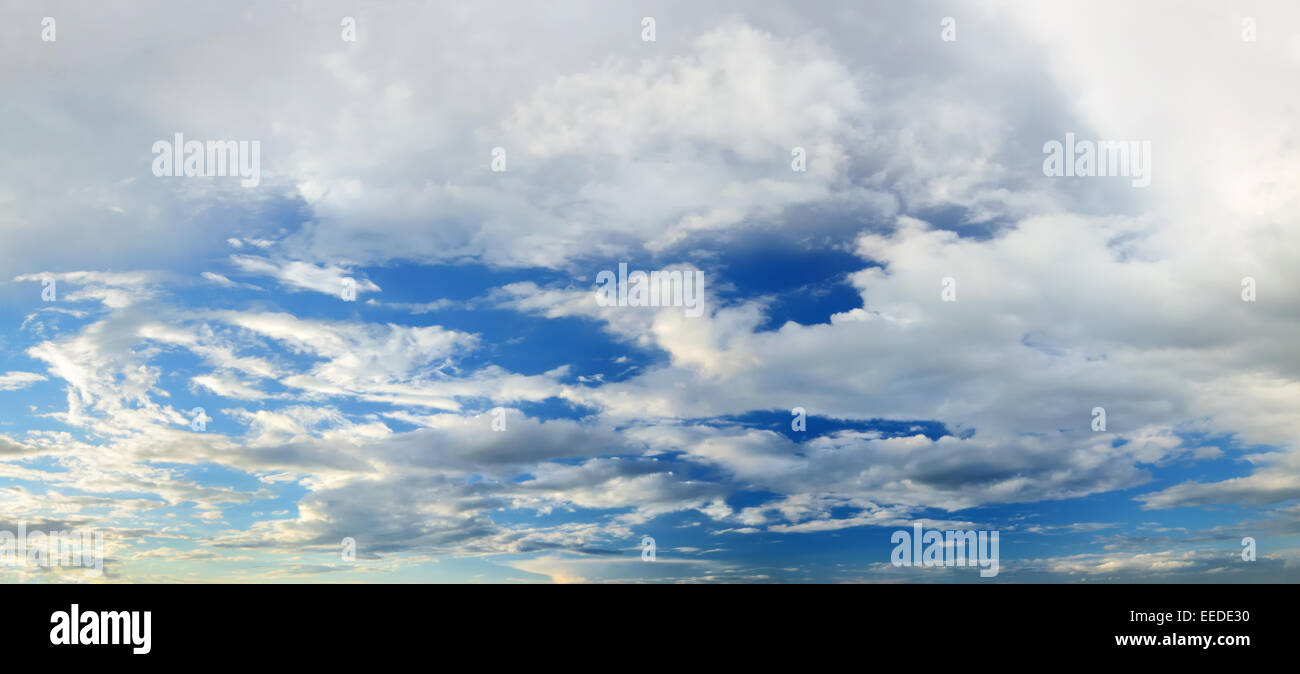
0 371 46 391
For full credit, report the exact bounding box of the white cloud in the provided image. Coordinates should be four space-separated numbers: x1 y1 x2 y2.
201 271 262 291
0 371 46 391
228 255 379 298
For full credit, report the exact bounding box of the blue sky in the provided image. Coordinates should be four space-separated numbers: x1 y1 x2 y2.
2 0 1300 583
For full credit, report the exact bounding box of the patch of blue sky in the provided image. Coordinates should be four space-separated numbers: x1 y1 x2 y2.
701 410 950 443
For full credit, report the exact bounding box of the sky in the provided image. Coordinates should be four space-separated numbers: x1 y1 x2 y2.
2 0 1299 583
